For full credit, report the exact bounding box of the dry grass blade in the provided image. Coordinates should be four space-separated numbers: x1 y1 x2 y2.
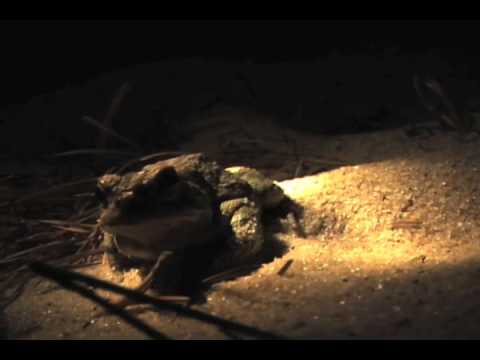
0 244 89 269
75 225 101 254
73 209 100 224
294 159 305 178
34 219 95 229
48 225 92 234
65 260 102 269
73 192 95 198
0 258 30 268
98 82 132 150
0 178 97 207
281 127 300 162
53 148 139 159
67 203 100 223
83 115 141 151
14 231 58 245
1 266 28 289
20 219 93 234
138 151 188 163
302 155 347 166
75 199 97 212
114 151 186 174
413 75 464 131
0 271 32 310
1 238 82 264
52 249 105 268
147 295 190 305
201 263 261 286
413 75 436 112
425 79 462 127
425 79 447 98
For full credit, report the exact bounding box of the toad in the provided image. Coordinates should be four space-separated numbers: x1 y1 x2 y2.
96 153 288 280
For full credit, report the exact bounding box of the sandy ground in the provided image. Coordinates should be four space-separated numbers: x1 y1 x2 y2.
4 106 480 339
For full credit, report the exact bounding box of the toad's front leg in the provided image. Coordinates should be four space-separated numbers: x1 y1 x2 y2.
211 198 264 272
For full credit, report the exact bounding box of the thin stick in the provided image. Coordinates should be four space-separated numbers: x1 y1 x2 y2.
30 262 285 340
277 259 294 276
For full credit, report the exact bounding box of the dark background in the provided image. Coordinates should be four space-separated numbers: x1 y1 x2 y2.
2 19 480 158
2 19 480 108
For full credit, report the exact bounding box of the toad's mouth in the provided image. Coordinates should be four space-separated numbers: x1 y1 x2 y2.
101 210 218 260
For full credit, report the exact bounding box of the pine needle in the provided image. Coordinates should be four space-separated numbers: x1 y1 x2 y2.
0 178 97 207
52 148 139 159
114 151 186 174
83 115 141 150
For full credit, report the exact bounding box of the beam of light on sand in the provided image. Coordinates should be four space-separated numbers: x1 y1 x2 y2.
275 157 480 273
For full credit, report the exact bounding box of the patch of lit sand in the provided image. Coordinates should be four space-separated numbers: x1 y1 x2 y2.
84 260 144 302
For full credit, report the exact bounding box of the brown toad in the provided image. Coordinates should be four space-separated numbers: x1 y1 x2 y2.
96 153 286 274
